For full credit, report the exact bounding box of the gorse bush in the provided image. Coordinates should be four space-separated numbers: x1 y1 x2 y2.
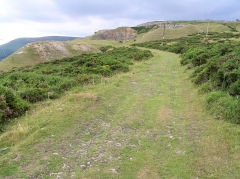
133 32 240 123
0 47 153 126
182 42 240 92
132 25 157 34
0 86 30 123
206 91 240 124
99 45 113 53
222 23 238 32
181 41 240 123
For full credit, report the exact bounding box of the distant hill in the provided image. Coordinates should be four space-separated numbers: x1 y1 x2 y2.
0 36 78 61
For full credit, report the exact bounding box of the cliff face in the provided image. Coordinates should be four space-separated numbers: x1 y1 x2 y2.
92 27 137 42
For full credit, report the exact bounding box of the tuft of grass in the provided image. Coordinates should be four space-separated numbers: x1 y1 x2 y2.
206 91 240 123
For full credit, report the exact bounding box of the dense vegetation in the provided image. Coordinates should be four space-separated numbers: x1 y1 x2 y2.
132 32 240 54
182 42 240 123
0 47 153 128
133 32 240 123
132 25 157 34
222 23 238 32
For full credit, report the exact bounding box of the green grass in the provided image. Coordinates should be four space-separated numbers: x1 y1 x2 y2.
135 24 199 42
0 49 239 178
69 37 123 47
0 47 152 127
0 47 40 72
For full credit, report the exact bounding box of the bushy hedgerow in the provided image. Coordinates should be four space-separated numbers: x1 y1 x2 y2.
0 86 30 123
181 42 240 123
206 91 240 124
99 45 114 53
132 25 157 34
0 47 153 125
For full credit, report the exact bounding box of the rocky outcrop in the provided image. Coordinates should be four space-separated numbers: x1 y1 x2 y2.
92 27 137 42
0 41 98 72
27 41 70 60
26 41 97 60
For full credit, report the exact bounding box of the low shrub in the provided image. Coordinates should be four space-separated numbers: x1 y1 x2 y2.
0 86 30 123
206 91 240 123
132 25 157 34
0 47 153 126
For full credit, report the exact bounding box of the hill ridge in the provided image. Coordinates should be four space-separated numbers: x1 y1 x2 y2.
0 36 79 61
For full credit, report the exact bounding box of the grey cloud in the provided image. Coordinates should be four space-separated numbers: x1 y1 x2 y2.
1 0 240 23
54 0 240 20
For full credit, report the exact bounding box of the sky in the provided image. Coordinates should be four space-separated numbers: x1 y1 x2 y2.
0 0 239 44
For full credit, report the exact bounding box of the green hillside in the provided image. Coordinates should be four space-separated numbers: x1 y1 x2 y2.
134 21 239 42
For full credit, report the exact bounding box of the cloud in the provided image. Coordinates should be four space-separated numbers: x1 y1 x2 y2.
0 0 239 44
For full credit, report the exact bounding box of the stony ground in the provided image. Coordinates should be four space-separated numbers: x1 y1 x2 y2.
0 49 239 178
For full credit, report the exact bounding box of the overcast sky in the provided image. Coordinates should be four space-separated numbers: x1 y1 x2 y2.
0 0 239 44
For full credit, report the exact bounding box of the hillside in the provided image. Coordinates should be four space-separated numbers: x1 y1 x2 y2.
0 40 99 72
0 36 78 61
134 21 240 42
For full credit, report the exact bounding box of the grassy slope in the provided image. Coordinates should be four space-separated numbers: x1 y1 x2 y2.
0 49 239 178
69 37 122 47
0 38 113 72
0 47 39 72
135 22 233 42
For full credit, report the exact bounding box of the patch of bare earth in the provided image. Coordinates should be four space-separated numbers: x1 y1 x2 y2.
26 41 98 63
71 44 97 52
28 41 70 60
158 108 173 125
74 93 97 99
137 167 159 179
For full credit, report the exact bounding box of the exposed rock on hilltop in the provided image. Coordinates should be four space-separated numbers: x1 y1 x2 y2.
0 36 77 61
27 41 70 60
92 27 137 42
0 41 98 71
26 41 97 61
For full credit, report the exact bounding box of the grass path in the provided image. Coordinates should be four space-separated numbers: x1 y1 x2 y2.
0 49 240 178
